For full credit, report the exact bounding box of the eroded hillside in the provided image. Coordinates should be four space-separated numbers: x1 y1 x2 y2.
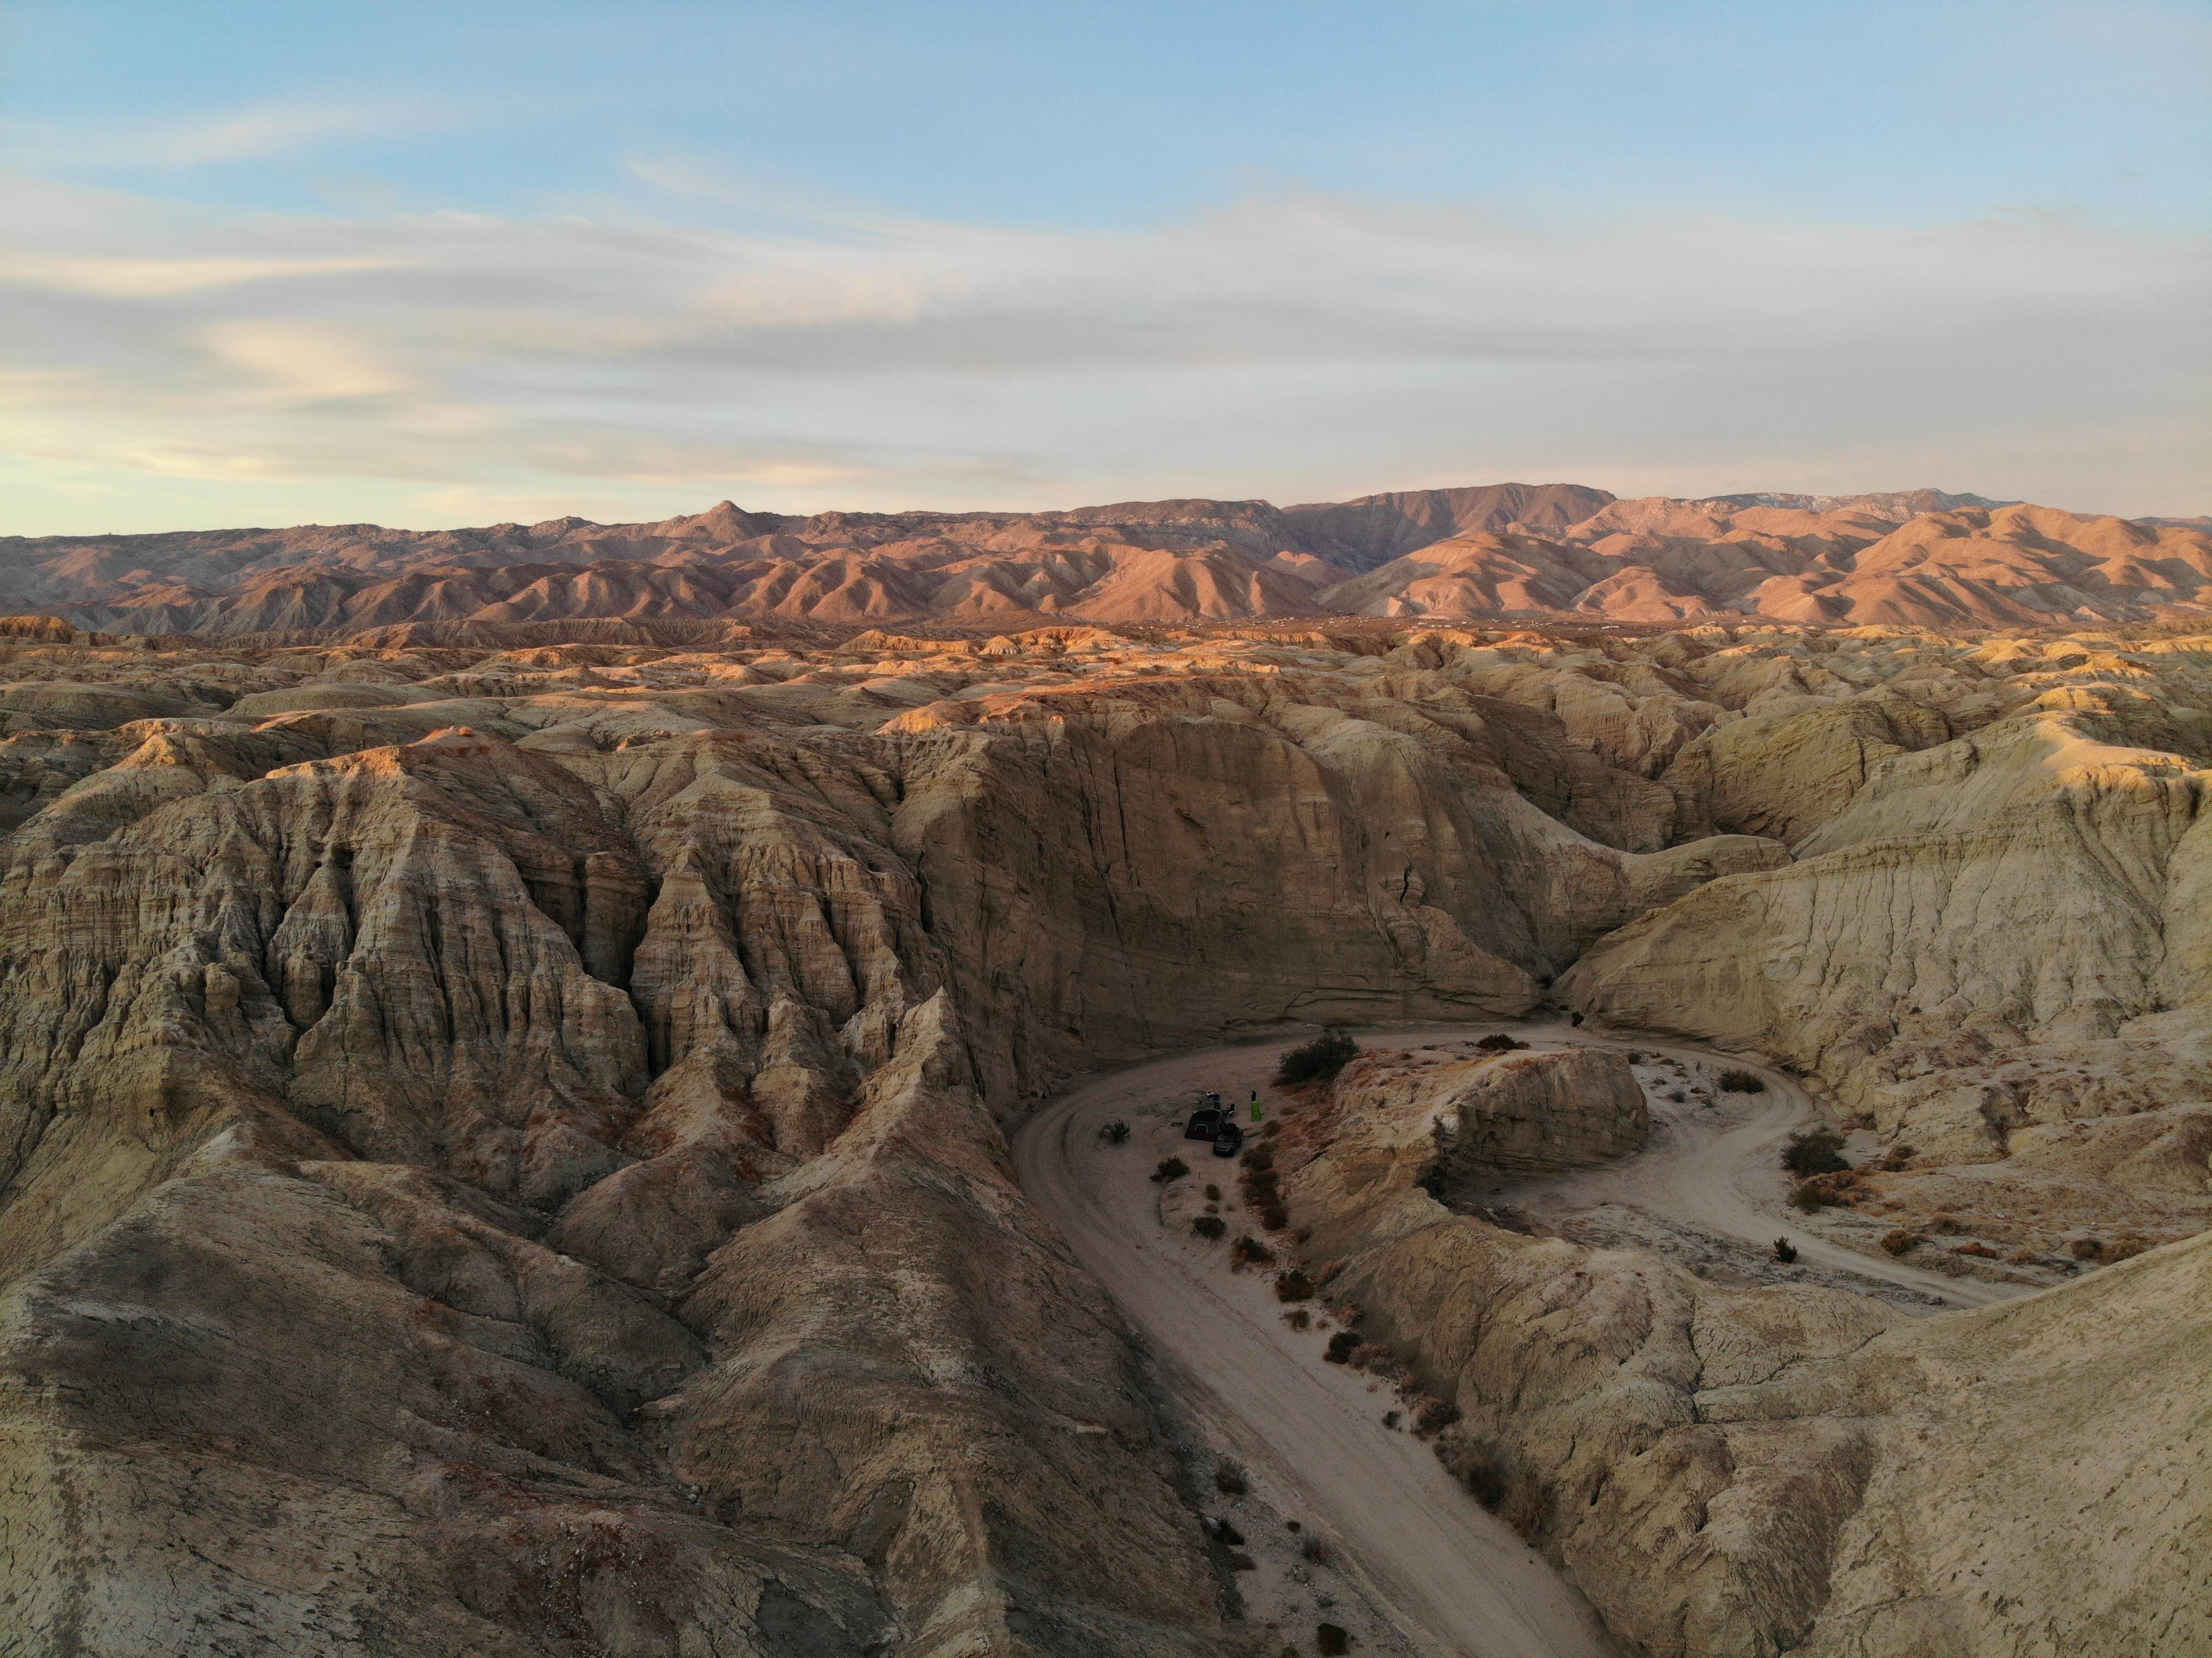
8 483 2209 635
0 614 2205 1655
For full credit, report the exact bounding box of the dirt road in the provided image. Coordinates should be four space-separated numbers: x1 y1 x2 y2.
1013 1029 1622 1658
1011 1018 2023 1655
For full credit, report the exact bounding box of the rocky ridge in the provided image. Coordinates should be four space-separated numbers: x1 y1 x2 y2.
7 484 2209 636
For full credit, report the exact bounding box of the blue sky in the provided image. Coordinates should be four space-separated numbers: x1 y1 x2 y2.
3 1 2208 532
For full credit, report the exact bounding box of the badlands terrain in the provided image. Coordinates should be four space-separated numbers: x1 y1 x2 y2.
0 495 2206 1657
4 481 2211 635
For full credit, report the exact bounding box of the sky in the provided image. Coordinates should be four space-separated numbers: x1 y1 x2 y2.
2 1 2208 534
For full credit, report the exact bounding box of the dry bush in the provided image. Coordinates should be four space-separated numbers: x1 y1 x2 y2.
1718 1068 1765 1093
1475 1032 1527 1052
2070 1237 2104 1261
1301 1536 1331 1565
1191 1215 1227 1240
1275 1270 1316 1303
1880 1229 1921 1256
1317 1624 1351 1656
1229 1552 1257 1572
1276 1032 1359 1086
1412 1397 1460 1437
1100 1120 1131 1144
1782 1128 1850 1176
2108 1236 2153 1264
1152 1157 1189 1183
1215 1460 1248 1496
1323 1330 1360 1364
1954 1242 1998 1258
1204 1183 1221 1201
1260 1204 1290 1230
1210 1517 1245 1546
1230 1235 1276 1269
1928 1211 1962 1234
1349 1342 1393 1371
1772 1237 1798 1263
1282 1308 1312 1331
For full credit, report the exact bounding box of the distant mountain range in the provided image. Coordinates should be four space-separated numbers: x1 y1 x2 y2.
4 482 2206 637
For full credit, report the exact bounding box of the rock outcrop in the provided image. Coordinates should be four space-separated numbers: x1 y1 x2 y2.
1272 1047 2211 1658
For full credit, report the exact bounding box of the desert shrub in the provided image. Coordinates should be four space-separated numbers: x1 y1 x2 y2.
1301 1535 1332 1565
1259 1119 1282 1138
1381 1410 1400 1429
1883 1143 1916 1170
1317 1624 1351 1656
1718 1068 1765 1094
1231 1235 1276 1269
1316 1258 1346 1286
1334 1302 1364 1326
1667 1090 1686 1103
1276 1032 1359 1086
1475 1032 1527 1052
1151 1157 1189 1183
1191 1215 1227 1240
1215 1460 1248 1496
1282 1308 1312 1331
1782 1128 1850 1176
1275 1270 1315 1302
1204 1183 1221 1200
1242 1144 1276 1172
1349 1342 1393 1371
1323 1330 1360 1363
2108 1236 2153 1263
1928 1211 1961 1234
1100 1120 1131 1144
1452 1441 1507 1511
2070 1236 2103 1261
1790 1181 1835 1212
1772 1237 1798 1264
1210 1516 1245 1546
1260 1204 1290 1230
1229 1552 1257 1572
1879 1229 1921 1257
1954 1242 1997 1258
1413 1397 1460 1437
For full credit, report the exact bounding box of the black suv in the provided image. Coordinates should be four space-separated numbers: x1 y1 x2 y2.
1212 1123 1245 1158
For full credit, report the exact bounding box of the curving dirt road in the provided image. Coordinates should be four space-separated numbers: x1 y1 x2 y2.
1012 1018 2024 1655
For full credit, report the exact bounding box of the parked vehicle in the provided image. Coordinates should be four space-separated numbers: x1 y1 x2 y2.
1212 1123 1245 1158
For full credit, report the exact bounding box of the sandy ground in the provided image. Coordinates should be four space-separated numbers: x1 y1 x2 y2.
1476 1022 2024 1312
1010 1018 2034 1656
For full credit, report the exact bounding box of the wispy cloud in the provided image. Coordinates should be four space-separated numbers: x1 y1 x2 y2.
2 172 2207 529
4 93 467 171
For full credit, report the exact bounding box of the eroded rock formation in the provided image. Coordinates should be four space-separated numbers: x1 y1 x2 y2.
0 613 2204 1654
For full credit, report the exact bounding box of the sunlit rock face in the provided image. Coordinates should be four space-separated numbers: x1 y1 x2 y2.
0 611 2204 1656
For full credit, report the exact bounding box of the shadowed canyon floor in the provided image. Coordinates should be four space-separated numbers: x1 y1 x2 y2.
0 612 2205 1655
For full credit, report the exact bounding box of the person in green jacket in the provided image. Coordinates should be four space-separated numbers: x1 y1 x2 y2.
1249 1090 1262 1122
